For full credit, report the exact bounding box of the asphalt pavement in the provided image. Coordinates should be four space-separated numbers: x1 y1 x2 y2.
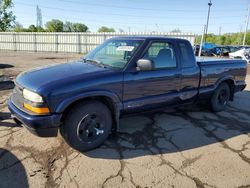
0 52 250 188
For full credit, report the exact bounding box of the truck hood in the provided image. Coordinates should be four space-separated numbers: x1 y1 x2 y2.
16 61 109 92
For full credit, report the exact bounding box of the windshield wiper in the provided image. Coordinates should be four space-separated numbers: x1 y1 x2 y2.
81 58 107 68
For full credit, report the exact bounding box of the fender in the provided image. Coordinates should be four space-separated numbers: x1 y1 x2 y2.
214 76 236 100
214 75 235 89
198 75 235 100
55 90 122 113
55 90 123 131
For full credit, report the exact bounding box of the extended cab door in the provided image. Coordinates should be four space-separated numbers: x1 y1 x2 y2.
122 40 181 113
177 41 200 101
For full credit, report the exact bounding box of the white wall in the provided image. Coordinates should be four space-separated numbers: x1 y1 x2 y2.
0 32 195 53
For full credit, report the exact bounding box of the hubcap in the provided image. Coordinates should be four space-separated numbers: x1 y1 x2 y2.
77 113 105 142
217 89 228 106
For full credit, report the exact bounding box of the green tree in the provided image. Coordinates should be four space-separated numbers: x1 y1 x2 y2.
37 26 45 32
28 24 37 32
13 21 25 32
118 28 124 32
245 32 250 45
0 0 15 31
219 35 226 45
71 23 88 32
224 34 232 45
195 31 250 45
98 26 115 32
45 19 63 32
63 21 88 32
171 28 181 33
206 34 216 44
13 24 46 32
63 21 73 32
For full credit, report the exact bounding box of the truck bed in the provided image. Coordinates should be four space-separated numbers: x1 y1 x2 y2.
197 57 247 98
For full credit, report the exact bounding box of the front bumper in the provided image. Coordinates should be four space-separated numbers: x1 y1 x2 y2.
8 100 62 137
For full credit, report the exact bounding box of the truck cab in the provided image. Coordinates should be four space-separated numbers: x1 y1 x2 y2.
122 38 200 113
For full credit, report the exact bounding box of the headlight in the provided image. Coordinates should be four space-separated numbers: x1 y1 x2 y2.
23 89 43 103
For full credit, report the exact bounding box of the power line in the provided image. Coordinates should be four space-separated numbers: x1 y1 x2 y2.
15 1 245 14
56 0 245 12
13 1 247 33
14 2 247 21
56 0 204 12
14 2 203 19
14 2 197 19
15 11 244 27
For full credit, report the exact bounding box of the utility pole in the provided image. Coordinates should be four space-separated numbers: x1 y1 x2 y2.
243 4 250 46
199 25 206 57
155 24 159 32
239 25 243 45
204 0 212 42
219 26 222 35
36 5 43 30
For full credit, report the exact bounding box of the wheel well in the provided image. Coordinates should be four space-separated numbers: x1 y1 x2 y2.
223 79 235 101
61 96 117 130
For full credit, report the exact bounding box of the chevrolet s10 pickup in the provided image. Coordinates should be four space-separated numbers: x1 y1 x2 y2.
8 37 247 151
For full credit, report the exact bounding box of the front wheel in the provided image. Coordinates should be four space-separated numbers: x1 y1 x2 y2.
211 83 230 112
60 101 112 152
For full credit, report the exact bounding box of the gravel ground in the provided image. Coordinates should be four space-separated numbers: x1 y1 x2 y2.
0 52 250 188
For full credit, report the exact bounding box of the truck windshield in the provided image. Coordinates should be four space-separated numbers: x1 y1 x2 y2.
83 39 143 69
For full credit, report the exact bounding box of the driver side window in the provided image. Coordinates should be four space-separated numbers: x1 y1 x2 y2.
143 42 177 69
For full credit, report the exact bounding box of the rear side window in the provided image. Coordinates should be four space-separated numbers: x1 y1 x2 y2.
143 42 177 69
178 42 196 68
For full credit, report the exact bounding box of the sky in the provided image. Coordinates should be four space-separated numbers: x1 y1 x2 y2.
11 0 250 34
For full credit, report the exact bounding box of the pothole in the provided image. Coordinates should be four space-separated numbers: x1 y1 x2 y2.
0 75 14 90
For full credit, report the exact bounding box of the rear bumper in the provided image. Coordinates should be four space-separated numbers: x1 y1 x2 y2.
8 100 61 137
235 83 246 92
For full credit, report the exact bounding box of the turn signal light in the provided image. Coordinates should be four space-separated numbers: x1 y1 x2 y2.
23 103 50 114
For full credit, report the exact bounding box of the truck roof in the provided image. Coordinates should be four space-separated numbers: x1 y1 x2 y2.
110 36 190 42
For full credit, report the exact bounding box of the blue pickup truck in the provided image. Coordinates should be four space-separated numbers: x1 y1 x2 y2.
8 37 247 151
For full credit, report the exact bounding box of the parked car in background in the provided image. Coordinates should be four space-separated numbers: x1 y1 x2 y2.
194 44 241 57
238 46 250 50
227 46 240 53
194 45 215 56
201 46 239 57
229 48 250 63
194 44 200 56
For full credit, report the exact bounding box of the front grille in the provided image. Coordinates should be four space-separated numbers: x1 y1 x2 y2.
11 86 23 109
11 86 33 114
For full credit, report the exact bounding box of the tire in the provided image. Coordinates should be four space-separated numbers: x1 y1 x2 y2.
211 83 230 112
60 101 112 152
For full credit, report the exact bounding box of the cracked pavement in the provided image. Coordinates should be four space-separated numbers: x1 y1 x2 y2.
0 52 250 188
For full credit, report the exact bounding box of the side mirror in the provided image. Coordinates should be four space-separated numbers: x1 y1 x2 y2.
136 59 154 71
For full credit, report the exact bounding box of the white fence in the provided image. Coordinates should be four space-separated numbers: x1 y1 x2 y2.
0 32 195 54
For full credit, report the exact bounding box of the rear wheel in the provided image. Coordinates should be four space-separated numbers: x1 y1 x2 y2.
211 83 230 112
61 101 112 152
